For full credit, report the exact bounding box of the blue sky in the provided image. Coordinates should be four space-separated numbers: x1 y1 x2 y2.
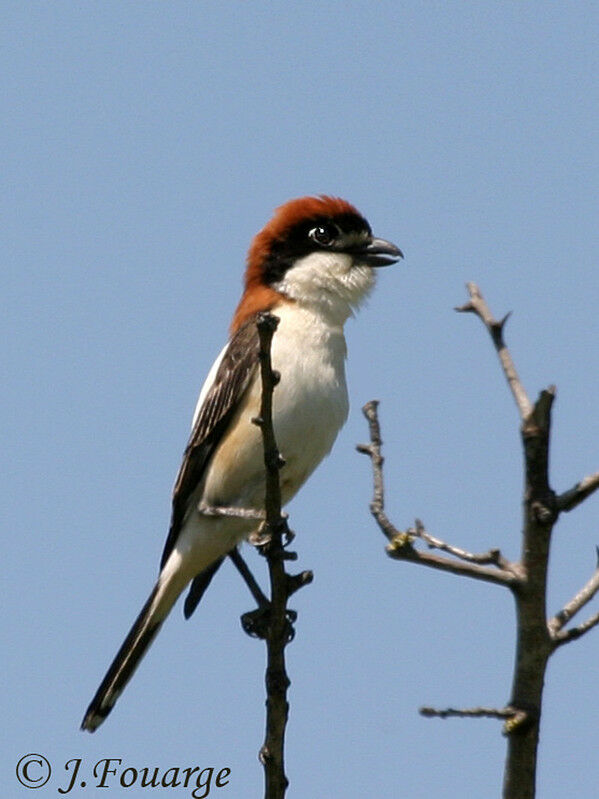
3 3 599 797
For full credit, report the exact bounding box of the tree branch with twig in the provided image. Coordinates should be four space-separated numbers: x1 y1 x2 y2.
358 283 599 799
243 312 314 799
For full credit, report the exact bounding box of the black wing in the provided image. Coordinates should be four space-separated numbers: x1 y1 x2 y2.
160 318 260 569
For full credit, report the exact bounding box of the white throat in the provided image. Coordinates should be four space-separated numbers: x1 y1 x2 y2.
273 251 375 326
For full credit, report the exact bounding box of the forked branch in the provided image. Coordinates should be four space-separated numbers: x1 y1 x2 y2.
548 554 599 646
360 283 599 799
455 282 532 420
357 401 519 589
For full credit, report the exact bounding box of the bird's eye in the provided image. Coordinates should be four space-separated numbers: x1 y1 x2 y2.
308 224 336 247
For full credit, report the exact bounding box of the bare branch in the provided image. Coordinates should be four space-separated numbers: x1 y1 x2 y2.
254 311 292 799
414 518 520 574
386 534 518 588
420 705 521 721
553 610 599 647
556 472 599 512
420 705 530 736
455 282 532 420
548 557 599 639
358 403 518 589
356 400 397 540
359 284 597 797
454 286 578 796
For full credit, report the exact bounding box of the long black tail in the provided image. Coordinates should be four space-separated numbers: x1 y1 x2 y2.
81 582 165 732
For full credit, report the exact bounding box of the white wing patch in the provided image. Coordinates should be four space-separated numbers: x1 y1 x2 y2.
191 342 229 430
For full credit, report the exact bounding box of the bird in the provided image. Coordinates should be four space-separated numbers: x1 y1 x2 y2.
81 195 402 732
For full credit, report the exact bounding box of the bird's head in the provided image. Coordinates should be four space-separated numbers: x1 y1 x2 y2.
232 195 402 331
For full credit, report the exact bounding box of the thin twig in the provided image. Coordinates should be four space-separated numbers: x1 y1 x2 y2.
556 472 599 512
358 403 518 589
455 283 532 420
356 400 397 540
552 610 599 647
386 536 519 588
548 556 599 638
420 705 529 735
413 519 519 574
420 705 520 721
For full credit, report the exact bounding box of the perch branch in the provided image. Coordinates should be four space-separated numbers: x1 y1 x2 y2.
253 311 307 799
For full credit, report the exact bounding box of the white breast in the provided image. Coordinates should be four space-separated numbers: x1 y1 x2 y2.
270 302 349 488
201 302 349 510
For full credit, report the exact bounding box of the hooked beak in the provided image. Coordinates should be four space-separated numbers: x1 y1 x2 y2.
358 237 404 267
